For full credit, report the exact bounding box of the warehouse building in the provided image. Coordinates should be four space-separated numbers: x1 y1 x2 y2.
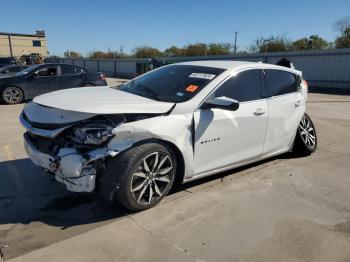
0 30 48 59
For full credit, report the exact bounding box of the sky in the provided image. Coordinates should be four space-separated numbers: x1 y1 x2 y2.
1 0 349 56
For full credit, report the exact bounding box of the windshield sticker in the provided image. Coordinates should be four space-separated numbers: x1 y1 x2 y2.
185 84 199 93
189 73 216 80
176 92 184 97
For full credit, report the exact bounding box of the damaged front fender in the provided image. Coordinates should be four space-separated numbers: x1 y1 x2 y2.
107 114 195 180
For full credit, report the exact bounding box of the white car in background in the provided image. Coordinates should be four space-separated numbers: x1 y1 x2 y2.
20 61 317 211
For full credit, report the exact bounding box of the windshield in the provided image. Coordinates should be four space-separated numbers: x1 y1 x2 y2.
119 65 225 103
15 65 40 76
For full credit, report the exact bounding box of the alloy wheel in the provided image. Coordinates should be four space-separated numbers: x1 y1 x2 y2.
299 115 316 149
3 88 21 103
130 151 174 205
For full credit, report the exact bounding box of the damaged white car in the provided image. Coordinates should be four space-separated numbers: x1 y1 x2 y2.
21 61 317 211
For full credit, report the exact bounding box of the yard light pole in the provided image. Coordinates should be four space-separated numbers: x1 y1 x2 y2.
234 31 238 54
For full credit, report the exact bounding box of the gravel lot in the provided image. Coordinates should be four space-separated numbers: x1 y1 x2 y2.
1 84 350 261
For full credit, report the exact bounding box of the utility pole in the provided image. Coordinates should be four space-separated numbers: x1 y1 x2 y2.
234 31 238 54
120 45 124 57
8 34 13 57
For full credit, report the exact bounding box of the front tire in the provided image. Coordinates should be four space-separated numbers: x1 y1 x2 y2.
1 86 24 104
292 113 317 155
98 143 176 211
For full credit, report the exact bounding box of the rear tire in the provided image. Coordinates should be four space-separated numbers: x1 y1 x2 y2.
98 142 176 211
1 86 24 104
292 113 317 156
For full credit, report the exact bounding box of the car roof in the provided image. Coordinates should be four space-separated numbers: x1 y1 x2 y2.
36 63 84 69
175 60 302 75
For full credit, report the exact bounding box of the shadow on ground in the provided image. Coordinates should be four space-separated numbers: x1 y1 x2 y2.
0 152 302 230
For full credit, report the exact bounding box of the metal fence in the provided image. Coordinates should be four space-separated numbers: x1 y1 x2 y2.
56 48 350 92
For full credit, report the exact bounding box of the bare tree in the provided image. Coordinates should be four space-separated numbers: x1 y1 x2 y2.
334 16 350 34
334 16 350 48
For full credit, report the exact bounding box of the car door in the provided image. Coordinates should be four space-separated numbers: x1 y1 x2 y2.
59 65 83 89
262 69 305 155
193 69 269 175
25 65 60 98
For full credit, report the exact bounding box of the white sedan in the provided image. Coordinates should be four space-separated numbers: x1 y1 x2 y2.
20 61 317 211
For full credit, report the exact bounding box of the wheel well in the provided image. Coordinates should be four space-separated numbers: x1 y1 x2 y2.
132 138 185 185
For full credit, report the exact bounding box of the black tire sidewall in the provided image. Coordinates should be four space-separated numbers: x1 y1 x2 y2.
296 113 317 154
100 142 176 211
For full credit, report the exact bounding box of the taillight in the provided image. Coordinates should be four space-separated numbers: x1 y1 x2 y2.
302 79 308 91
99 73 106 80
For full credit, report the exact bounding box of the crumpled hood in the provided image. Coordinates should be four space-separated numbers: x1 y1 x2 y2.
33 86 175 114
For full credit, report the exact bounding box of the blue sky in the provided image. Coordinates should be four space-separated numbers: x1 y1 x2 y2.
1 0 349 56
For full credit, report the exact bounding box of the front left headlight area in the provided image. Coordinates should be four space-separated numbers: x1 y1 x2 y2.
67 115 124 146
70 124 114 145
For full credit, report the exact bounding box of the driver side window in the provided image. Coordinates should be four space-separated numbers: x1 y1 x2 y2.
214 69 261 102
36 66 57 77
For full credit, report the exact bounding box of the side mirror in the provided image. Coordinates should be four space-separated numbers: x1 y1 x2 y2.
202 96 239 111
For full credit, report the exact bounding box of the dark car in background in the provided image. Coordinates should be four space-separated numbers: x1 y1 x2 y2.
0 65 30 77
0 63 107 104
0 57 16 68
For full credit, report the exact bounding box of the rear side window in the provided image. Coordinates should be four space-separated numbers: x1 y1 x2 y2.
265 69 297 96
214 69 261 102
60 64 76 75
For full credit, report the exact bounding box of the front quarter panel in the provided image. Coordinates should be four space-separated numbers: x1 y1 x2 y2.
107 113 194 180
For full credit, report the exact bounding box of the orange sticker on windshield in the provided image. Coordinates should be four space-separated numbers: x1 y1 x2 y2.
185 85 199 92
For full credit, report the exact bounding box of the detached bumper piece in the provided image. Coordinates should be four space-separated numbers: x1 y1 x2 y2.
24 133 108 193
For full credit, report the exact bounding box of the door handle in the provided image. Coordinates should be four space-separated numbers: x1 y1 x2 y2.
295 100 301 107
254 108 265 116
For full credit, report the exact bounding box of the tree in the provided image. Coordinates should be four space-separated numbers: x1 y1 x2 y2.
164 46 184 57
291 35 329 51
334 16 350 48
183 43 207 56
249 35 291 53
64 50 82 58
133 46 163 58
88 50 128 59
334 16 350 35
207 43 232 55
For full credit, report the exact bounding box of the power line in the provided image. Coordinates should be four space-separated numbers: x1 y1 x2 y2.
238 23 333 35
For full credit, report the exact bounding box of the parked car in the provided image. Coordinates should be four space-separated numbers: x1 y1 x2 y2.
20 61 317 211
0 63 107 104
0 57 16 68
0 64 30 77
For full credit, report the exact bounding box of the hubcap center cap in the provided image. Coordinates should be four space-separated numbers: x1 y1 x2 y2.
149 172 155 180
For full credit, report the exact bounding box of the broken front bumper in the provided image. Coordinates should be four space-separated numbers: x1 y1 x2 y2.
24 133 104 193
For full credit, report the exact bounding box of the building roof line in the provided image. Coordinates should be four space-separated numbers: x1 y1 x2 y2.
0 32 46 37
